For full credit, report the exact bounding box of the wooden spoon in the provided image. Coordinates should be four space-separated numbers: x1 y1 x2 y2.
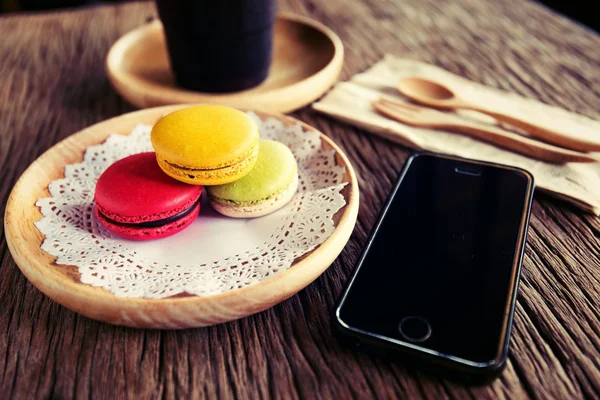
373 98 597 164
396 77 600 152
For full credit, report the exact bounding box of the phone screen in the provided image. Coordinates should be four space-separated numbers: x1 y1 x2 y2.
337 154 533 365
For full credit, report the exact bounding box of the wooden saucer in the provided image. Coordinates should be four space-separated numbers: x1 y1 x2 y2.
106 13 344 112
4 105 359 329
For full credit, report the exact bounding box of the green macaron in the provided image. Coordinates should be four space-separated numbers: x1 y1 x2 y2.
207 139 298 218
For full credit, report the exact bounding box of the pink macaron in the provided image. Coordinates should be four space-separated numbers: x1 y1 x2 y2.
94 152 202 240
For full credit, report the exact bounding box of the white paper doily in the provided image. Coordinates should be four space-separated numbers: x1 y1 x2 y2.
34 113 347 299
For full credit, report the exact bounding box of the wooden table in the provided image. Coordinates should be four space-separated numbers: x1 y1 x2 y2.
1 1 599 398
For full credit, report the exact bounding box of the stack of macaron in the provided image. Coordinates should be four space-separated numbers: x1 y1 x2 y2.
93 105 298 240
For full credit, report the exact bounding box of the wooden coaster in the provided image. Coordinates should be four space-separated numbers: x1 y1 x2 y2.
106 13 344 113
4 105 359 329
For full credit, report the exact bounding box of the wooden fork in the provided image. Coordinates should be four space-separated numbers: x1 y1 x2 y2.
372 98 597 164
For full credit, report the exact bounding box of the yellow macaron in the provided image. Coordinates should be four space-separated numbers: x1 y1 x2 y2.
150 105 259 185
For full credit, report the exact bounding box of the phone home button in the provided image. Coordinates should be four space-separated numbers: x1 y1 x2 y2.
398 316 432 343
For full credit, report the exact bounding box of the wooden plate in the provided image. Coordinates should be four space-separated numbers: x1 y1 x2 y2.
106 13 344 113
4 105 359 329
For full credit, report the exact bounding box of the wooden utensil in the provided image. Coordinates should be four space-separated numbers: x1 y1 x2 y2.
373 98 597 164
396 77 600 152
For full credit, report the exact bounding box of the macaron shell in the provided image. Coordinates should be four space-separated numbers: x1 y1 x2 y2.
210 174 298 218
155 143 259 186
94 203 200 241
150 105 259 170
207 139 297 202
94 152 202 223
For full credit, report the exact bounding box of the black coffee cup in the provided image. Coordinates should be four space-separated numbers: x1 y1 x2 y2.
155 0 277 93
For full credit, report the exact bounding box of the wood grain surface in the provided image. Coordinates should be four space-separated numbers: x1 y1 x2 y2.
1 0 599 398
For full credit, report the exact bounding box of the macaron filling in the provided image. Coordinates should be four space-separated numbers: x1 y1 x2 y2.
209 175 299 218
209 178 294 206
157 142 259 181
96 199 201 228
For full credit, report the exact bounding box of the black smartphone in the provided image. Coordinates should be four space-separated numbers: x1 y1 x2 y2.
334 153 534 383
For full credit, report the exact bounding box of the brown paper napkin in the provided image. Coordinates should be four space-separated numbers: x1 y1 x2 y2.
313 55 600 215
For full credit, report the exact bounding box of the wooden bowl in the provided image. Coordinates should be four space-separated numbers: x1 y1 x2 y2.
4 105 359 329
106 13 344 113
